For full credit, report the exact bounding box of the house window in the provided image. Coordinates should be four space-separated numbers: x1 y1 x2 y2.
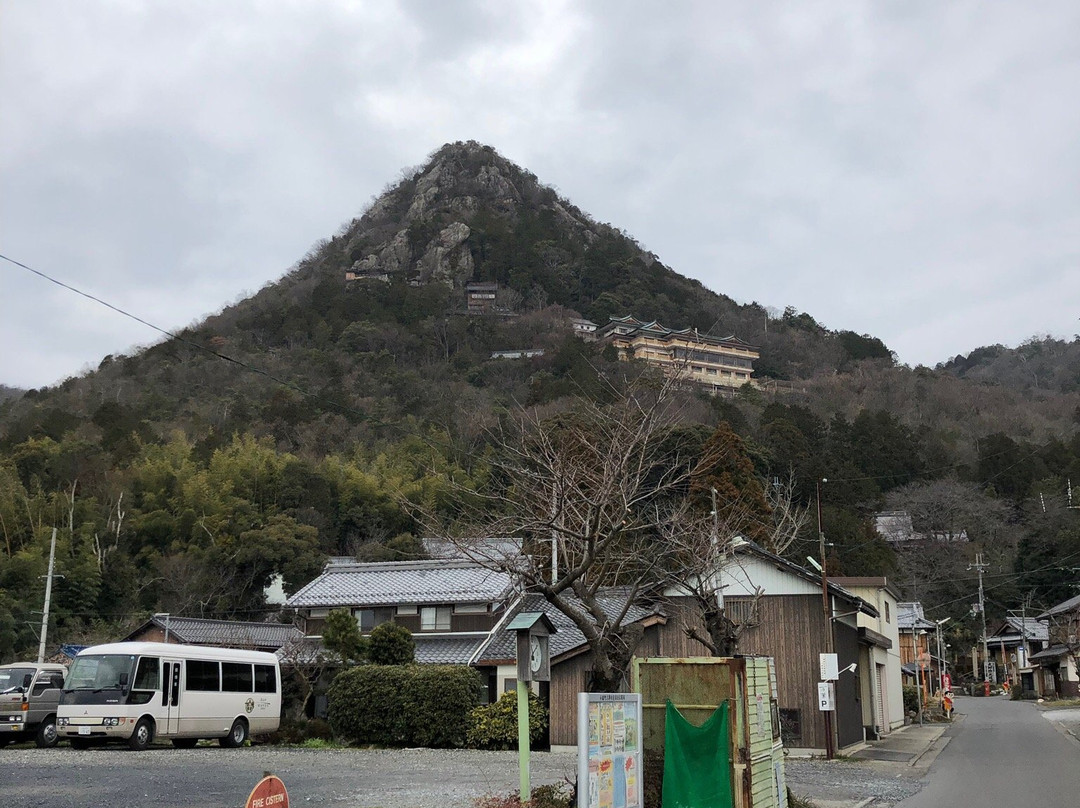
354 607 393 632
454 603 488 614
397 605 418 615
421 606 452 631
885 602 891 623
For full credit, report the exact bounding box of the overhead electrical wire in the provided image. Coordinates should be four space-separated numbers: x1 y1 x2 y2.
0 251 447 449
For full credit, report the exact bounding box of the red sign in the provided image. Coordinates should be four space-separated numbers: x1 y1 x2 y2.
245 775 288 808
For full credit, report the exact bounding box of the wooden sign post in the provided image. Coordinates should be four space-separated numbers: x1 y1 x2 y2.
506 612 557 803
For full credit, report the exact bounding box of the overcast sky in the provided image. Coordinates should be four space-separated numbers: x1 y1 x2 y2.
3 1 1078 390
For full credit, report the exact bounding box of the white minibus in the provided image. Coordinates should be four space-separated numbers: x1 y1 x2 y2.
57 641 281 750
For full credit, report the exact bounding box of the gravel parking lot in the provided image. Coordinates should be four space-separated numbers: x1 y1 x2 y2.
1 743 925 808
2 745 577 808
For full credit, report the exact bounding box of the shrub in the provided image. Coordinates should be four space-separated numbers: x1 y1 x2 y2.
322 608 367 662
472 783 572 808
327 664 484 747
368 622 415 665
467 690 548 750
530 783 573 808
902 685 920 715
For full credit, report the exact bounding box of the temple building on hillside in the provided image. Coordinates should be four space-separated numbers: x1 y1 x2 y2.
598 315 759 393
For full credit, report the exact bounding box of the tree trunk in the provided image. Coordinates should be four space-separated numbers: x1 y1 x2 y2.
587 623 645 693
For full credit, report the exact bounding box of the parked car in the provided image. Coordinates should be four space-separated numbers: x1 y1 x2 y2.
0 662 68 747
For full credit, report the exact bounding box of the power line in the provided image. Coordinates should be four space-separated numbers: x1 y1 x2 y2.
0 251 450 450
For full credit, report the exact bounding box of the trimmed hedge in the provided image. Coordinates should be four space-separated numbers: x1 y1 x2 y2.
327 664 484 747
467 689 548 750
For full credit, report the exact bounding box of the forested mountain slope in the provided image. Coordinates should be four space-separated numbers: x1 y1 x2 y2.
1 141 1078 661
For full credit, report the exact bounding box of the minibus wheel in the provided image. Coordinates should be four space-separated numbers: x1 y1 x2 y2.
220 718 248 748
128 718 154 751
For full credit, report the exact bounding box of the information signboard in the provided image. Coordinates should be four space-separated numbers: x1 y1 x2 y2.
817 682 835 711
577 693 642 808
819 653 839 681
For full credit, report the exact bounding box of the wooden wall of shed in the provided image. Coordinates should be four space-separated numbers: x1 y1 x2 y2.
547 623 664 747
128 626 171 644
652 595 858 751
549 651 591 746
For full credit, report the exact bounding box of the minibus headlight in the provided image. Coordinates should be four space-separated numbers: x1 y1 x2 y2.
57 717 68 726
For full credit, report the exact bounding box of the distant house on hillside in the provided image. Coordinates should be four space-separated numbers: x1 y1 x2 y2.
874 511 968 546
570 318 599 341
597 315 759 393
874 512 916 544
490 348 545 360
465 282 500 314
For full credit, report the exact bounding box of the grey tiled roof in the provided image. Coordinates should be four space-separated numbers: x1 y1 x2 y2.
129 617 303 650
286 560 516 608
991 617 1049 643
475 591 662 664
422 538 523 564
1039 593 1080 619
897 602 937 631
414 635 490 665
273 634 487 666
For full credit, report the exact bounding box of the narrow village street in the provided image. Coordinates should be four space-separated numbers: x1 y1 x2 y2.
896 695 1080 807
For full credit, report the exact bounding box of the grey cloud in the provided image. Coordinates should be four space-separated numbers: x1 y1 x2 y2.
1 0 1078 387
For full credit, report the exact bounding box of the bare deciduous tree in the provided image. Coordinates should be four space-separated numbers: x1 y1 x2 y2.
659 473 808 657
427 375 698 692
278 635 330 720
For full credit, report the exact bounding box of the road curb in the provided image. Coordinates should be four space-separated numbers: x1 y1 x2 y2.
1043 714 1080 751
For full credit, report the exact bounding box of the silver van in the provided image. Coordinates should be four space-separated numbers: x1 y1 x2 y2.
0 663 67 747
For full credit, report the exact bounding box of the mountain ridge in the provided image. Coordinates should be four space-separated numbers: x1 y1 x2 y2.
2 141 1080 660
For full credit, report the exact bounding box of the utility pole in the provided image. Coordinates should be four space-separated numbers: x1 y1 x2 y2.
37 528 58 663
816 478 835 760
968 554 989 685
711 487 723 613
1021 595 1030 670
936 617 951 693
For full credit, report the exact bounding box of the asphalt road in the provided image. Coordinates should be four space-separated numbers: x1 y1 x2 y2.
897 695 1080 807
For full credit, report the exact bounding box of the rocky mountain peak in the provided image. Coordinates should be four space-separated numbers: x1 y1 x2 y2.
338 141 591 289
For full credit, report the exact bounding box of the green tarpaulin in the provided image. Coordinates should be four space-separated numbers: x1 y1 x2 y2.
661 700 733 808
